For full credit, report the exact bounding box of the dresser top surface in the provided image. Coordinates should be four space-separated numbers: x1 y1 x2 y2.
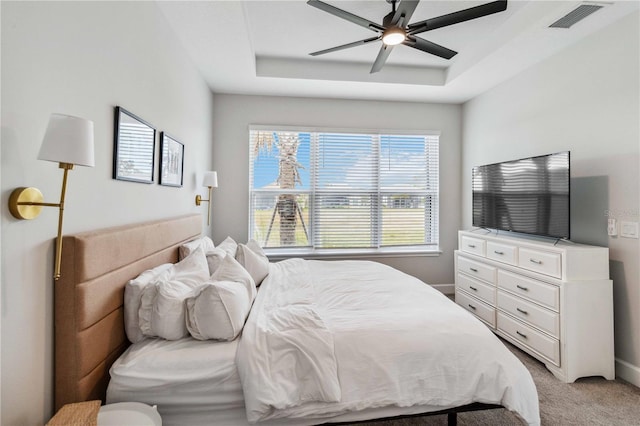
459 230 608 253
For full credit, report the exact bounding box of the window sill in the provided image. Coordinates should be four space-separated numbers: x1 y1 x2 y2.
265 246 442 261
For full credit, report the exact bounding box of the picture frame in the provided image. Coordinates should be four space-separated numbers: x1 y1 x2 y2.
113 106 156 184
159 132 184 187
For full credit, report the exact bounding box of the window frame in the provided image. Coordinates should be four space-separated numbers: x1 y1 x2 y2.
248 125 441 257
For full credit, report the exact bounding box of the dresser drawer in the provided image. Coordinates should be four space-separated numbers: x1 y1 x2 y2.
497 270 559 312
518 247 562 278
486 241 517 265
457 273 496 305
456 290 496 328
460 235 486 256
498 312 560 366
498 290 559 338
458 256 496 284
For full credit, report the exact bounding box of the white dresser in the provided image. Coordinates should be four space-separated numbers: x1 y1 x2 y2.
454 230 615 383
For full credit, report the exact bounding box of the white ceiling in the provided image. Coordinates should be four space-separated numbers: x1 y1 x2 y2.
156 0 639 103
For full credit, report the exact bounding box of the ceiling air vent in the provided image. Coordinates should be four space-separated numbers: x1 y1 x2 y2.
549 4 604 29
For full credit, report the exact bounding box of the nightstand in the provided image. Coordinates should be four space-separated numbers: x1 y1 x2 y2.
47 401 101 426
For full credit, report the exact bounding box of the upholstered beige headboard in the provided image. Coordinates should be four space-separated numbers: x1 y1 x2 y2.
54 214 201 411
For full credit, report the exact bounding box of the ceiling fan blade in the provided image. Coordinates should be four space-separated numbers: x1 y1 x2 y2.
370 44 394 73
404 36 457 60
307 0 384 33
408 0 507 35
310 36 380 56
392 0 420 27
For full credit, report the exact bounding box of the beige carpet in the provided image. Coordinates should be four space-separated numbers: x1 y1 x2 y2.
349 340 640 425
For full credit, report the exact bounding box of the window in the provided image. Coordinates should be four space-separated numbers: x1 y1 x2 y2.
249 126 439 254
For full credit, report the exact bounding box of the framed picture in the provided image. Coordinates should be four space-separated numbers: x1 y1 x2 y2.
159 132 184 187
113 106 156 183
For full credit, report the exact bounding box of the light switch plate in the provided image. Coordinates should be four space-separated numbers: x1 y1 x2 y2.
620 221 639 239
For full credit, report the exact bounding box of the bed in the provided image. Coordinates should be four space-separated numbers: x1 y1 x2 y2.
54 214 540 425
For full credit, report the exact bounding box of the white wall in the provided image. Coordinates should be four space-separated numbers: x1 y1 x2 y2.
462 12 640 385
212 94 462 286
1 2 215 424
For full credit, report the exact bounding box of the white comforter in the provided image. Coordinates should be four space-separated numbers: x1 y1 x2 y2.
236 259 540 425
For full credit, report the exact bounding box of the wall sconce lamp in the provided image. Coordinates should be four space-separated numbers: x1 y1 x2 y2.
8 113 95 280
195 171 218 226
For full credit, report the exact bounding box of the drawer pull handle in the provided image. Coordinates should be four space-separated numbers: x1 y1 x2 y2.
516 307 529 315
516 285 529 291
468 304 477 310
516 331 528 339
469 286 478 291
468 244 476 248
529 258 543 265
469 267 478 272
494 250 504 255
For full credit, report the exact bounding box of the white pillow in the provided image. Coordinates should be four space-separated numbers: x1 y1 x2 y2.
139 279 196 340
185 280 251 341
124 263 173 343
205 247 227 276
217 236 238 258
236 240 269 286
210 254 257 304
138 246 210 340
178 236 215 260
172 245 211 284
182 237 228 275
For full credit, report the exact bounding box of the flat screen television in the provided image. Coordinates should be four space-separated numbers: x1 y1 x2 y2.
472 151 570 239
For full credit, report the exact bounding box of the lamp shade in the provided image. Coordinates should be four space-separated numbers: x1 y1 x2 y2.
202 171 218 188
38 113 95 167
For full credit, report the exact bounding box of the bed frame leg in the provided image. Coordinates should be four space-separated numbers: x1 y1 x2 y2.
448 412 457 426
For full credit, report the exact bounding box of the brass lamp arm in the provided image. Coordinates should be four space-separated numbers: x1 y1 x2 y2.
17 202 61 207
8 162 74 280
195 186 213 226
53 164 71 280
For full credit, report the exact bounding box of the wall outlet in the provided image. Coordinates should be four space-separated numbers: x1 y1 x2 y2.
607 218 617 236
620 221 639 239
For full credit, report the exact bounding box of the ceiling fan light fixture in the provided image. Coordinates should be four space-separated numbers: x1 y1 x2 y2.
382 27 405 46
307 0 509 72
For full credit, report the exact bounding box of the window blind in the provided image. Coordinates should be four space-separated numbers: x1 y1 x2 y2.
249 127 439 252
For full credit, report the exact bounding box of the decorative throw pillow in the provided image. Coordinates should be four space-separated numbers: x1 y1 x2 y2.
138 246 210 340
138 279 196 340
236 239 269 286
217 236 238 258
124 263 173 343
185 280 251 341
210 254 257 304
178 236 215 260
172 245 210 284
205 247 227 276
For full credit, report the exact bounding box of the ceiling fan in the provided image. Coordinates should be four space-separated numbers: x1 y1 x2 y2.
307 0 508 73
